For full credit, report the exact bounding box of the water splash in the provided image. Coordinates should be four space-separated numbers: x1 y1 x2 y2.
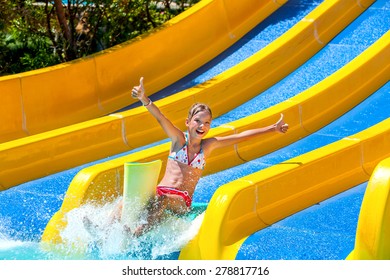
0 227 51 260
56 199 204 260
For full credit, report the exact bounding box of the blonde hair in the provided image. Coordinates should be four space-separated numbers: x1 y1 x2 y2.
187 103 212 120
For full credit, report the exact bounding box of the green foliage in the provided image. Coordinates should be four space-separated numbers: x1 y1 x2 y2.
0 0 199 76
1 19 61 74
0 0 61 75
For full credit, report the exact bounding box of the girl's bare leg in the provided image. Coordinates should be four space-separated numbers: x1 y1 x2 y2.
133 195 169 237
132 194 190 237
83 199 123 234
109 199 124 224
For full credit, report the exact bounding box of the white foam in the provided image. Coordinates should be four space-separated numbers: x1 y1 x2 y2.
59 200 205 260
0 239 25 250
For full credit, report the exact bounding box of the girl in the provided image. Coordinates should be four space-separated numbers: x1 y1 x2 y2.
111 77 288 236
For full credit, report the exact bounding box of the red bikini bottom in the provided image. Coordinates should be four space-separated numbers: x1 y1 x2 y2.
156 186 192 208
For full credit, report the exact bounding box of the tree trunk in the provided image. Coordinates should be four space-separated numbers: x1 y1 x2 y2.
53 0 76 60
145 0 157 28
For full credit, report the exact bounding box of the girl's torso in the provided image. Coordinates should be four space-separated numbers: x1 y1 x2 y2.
158 159 203 197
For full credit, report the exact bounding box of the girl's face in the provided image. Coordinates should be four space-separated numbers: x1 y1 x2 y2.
186 110 212 140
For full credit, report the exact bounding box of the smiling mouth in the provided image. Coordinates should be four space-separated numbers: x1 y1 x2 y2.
196 129 205 136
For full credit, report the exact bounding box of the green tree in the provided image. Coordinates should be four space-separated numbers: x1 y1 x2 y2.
0 0 199 76
0 0 61 74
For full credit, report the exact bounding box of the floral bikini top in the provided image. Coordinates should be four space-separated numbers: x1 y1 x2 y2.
168 132 206 170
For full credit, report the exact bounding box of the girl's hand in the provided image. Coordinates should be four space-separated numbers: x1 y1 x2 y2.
131 77 145 100
275 113 289 133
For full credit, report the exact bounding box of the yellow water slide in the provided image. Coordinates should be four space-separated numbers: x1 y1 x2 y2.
41 19 389 247
0 0 372 190
0 0 283 143
347 157 390 260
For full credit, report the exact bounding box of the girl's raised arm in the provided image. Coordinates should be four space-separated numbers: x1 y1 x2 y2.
207 114 288 150
131 77 183 142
